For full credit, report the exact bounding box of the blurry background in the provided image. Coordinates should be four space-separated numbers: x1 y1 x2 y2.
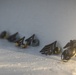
0 0 76 47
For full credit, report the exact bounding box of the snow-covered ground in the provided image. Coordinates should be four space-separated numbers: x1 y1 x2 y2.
0 39 76 75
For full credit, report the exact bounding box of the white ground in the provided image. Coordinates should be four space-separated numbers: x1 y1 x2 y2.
0 39 76 75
